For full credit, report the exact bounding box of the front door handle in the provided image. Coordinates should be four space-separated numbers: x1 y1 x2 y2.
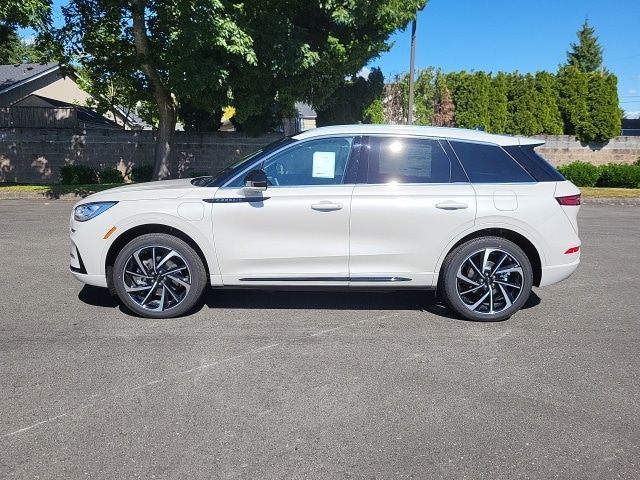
311 201 343 211
436 201 468 210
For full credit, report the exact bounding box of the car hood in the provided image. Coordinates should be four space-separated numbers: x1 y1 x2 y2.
78 178 198 204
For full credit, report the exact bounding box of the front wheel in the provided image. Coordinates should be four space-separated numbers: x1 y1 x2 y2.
112 233 207 318
439 236 533 322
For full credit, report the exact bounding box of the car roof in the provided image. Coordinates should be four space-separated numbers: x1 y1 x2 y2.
292 124 544 147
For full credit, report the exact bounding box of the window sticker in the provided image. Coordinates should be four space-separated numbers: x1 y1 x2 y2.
312 151 336 178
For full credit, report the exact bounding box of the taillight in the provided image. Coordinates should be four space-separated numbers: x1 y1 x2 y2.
556 194 581 206
564 246 580 254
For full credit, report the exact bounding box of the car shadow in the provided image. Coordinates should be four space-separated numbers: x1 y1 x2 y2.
78 285 541 323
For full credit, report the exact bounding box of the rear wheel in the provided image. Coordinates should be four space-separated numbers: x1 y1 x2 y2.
440 236 533 322
113 233 207 318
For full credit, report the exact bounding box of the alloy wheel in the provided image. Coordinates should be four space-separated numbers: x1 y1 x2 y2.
455 248 524 315
122 246 191 312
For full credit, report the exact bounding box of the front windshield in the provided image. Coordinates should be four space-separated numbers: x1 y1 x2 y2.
206 137 295 187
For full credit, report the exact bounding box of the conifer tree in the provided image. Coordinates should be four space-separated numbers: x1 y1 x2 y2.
566 19 605 73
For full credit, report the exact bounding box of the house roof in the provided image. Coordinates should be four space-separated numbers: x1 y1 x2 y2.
622 118 640 129
31 95 121 129
293 124 544 147
0 62 59 93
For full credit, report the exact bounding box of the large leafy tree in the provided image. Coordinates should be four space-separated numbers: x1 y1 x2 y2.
1 0 51 63
58 0 256 179
231 0 427 132
566 19 605 73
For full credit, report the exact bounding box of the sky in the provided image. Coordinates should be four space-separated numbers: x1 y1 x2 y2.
29 0 640 116
368 0 640 116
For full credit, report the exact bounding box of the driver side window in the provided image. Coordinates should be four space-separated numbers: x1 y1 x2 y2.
261 137 354 186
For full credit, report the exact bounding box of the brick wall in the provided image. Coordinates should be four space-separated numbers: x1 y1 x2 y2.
0 128 282 183
535 135 640 166
1 128 639 184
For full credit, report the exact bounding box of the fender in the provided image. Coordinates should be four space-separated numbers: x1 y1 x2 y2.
432 219 548 287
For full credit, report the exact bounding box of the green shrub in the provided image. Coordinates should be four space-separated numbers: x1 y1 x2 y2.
557 161 600 187
59 164 98 185
98 168 124 184
596 163 640 188
130 164 154 183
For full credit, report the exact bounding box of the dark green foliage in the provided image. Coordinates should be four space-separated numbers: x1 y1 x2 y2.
413 68 437 125
130 164 154 183
316 68 385 126
487 73 509 133
556 161 600 187
432 74 455 127
534 72 564 135
446 71 490 130
98 168 124 184
507 73 542 136
585 73 622 142
557 66 591 139
179 103 223 133
363 98 385 124
557 161 640 188
566 20 604 73
59 165 98 185
596 164 640 188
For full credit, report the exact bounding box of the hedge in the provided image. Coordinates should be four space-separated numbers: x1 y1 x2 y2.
557 161 640 188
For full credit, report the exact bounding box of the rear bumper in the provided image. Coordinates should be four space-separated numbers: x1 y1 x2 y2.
539 256 580 287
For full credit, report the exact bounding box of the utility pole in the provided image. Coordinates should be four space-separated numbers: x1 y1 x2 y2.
407 17 417 125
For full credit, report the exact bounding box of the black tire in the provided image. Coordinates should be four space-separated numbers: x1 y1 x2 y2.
112 233 207 318
439 236 533 322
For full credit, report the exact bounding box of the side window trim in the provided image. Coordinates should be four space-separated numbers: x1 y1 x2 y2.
221 135 357 188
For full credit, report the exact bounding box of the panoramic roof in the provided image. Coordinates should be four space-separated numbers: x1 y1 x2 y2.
293 124 544 146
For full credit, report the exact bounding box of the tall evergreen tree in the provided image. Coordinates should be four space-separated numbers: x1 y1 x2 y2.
566 19 605 73
557 65 592 141
447 71 490 130
487 72 509 134
507 73 542 136
534 71 564 134
585 72 622 142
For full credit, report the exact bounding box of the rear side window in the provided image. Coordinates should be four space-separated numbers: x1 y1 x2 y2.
367 137 451 184
503 145 565 182
450 141 535 183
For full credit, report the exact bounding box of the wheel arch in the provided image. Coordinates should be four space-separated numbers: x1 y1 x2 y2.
436 227 543 287
105 224 211 292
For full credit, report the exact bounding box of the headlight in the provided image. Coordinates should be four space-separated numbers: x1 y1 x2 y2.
74 202 118 222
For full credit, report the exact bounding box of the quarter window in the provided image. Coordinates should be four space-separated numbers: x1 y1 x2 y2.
366 137 451 184
450 141 535 183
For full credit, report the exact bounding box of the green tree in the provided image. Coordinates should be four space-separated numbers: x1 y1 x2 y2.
566 19 605 73
507 73 542 136
447 71 490 130
316 68 385 126
487 72 509 133
1 0 51 63
557 65 590 139
585 72 622 142
232 1 427 133
363 98 385 124
413 67 436 125
58 0 256 179
533 71 563 134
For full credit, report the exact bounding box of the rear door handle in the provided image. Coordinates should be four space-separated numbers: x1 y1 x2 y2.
311 201 343 211
435 201 468 210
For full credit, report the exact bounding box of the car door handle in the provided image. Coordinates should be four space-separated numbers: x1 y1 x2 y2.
435 201 468 210
311 201 343 211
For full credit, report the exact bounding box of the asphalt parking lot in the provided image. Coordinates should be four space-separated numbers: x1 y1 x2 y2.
0 200 638 479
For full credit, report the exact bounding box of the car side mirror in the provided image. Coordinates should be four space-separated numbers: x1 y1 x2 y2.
243 169 268 191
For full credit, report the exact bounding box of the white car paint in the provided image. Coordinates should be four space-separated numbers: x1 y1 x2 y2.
69 125 581 298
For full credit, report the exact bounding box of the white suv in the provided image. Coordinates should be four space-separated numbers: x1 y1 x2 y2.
70 125 581 321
